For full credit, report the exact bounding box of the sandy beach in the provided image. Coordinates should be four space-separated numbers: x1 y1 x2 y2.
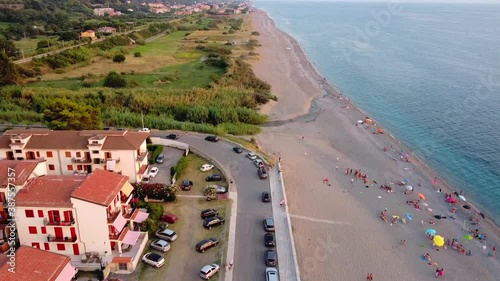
250 9 500 281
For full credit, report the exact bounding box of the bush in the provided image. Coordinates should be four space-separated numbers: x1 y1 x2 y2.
103 72 127 88
171 156 188 178
113 54 126 63
134 51 142 58
251 31 260 36
147 144 164 164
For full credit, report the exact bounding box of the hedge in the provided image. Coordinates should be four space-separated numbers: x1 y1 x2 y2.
170 155 188 178
147 144 163 164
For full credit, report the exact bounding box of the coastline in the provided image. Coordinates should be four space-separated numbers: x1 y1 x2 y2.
250 8 500 281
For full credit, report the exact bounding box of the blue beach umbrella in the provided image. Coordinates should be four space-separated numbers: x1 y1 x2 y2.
426 229 436 236
405 213 413 221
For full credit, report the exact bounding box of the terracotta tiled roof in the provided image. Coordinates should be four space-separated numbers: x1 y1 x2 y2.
0 160 46 186
112 256 132 263
0 246 72 281
71 169 129 206
1 130 148 150
15 176 84 208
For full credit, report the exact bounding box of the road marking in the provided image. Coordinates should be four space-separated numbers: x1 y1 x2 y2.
290 214 352 226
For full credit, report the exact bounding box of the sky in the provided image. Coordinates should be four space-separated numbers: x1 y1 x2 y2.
256 0 500 3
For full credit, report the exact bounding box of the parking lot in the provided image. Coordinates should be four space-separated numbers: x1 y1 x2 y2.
176 153 227 196
149 147 185 185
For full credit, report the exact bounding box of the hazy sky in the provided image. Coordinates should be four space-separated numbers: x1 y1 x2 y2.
257 0 500 3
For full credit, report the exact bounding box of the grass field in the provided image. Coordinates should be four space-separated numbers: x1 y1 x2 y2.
134 31 187 56
0 22 11 30
14 36 58 56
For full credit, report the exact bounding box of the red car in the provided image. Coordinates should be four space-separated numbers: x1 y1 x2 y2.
161 214 177 224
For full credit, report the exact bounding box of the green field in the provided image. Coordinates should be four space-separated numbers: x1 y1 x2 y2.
13 36 58 56
133 31 187 56
0 22 11 30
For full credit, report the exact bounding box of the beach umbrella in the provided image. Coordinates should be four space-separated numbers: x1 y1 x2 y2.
459 195 466 201
464 234 473 241
405 213 413 221
418 193 426 200
405 185 413 191
446 197 456 203
433 235 445 247
426 229 436 236
422 202 429 207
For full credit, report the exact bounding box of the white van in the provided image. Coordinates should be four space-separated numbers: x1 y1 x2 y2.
266 267 279 281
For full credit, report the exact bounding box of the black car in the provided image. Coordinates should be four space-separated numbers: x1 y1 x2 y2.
166 133 179 140
181 180 193 191
233 147 243 154
263 217 275 232
265 250 278 266
264 233 276 247
195 238 219 253
261 192 271 203
205 135 219 142
205 174 222 182
201 209 219 219
203 216 225 229
258 167 268 179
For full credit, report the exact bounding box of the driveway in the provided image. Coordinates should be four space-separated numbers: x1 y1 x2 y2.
150 147 185 184
151 132 273 281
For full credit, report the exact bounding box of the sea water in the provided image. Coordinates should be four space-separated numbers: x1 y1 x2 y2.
253 1 500 224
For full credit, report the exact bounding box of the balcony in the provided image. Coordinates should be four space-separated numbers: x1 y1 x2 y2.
93 158 105 164
71 157 92 164
106 158 120 163
107 211 120 224
47 235 77 243
43 218 75 226
136 152 148 161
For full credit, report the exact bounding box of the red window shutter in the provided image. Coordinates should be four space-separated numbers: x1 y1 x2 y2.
28 226 37 234
37 210 44 218
25 210 34 218
57 244 65 251
72 243 80 255
44 243 50 250
41 227 46 234
31 242 40 249
70 227 77 239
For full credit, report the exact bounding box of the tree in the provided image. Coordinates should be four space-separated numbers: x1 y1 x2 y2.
43 98 103 130
0 52 20 86
0 38 19 58
103 71 127 88
113 54 125 63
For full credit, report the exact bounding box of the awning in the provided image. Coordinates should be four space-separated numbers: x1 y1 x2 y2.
121 182 133 197
107 159 116 171
119 229 141 245
112 257 132 263
57 263 78 281
112 213 127 231
131 209 149 223
138 164 148 175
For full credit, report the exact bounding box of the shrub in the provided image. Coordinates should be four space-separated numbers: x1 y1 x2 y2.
103 72 127 88
171 156 188 178
113 54 126 63
251 31 260 36
147 144 164 164
134 51 142 57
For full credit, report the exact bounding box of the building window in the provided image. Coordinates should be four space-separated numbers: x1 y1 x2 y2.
46 151 53 158
76 152 82 158
44 243 50 250
36 151 40 157
119 263 128 270
37 210 43 217
92 150 99 154
31 242 40 249
41 227 46 234
65 152 71 158
15 140 21 143
15 150 22 153
48 164 55 171
67 165 73 171
57 244 65 251
77 165 83 170
28 226 37 234
25 210 34 218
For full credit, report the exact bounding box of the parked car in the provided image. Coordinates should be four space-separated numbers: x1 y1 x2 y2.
205 135 219 142
142 175 151 183
155 228 177 242
195 238 219 253
233 147 243 154
149 167 159 177
203 216 225 229
262 192 271 203
200 264 220 280
246 152 257 160
161 214 177 224
181 180 193 191
258 167 268 179
142 252 165 268
254 159 264 167
156 154 165 164
265 233 276 247
205 185 228 194
205 174 222 182
201 209 218 219
150 239 171 252
263 217 275 232
166 133 179 140
117 128 126 131
266 267 279 281
200 164 215 172
138 128 150 132
265 250 278 266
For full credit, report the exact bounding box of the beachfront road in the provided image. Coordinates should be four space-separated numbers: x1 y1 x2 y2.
151 132 273 281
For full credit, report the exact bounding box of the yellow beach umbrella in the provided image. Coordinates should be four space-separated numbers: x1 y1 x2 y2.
433 235 445 247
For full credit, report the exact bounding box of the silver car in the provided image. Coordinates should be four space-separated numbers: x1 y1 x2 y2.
155 229 178 242
150 239 171 252
200 264 220 280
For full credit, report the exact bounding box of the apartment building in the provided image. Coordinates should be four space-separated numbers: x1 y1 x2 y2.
0 129 150 183
0 246 78 281
14 169 149 274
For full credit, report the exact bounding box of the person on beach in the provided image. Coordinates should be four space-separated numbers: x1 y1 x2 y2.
366 273 373 280
424 253 432 261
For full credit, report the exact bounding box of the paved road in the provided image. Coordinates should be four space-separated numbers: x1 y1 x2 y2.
152 132 273 281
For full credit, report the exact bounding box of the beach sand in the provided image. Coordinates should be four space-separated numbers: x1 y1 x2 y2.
250 9 500 281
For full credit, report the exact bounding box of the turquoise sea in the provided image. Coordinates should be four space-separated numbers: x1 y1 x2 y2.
253 1 500 224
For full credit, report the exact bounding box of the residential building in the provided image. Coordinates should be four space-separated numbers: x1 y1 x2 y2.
0 129 150 183
0 246 78 281
94 7 115 17
98 26 117 34
80 30 96 40
14 169 149 275
0 160 47 253
0 3 24 11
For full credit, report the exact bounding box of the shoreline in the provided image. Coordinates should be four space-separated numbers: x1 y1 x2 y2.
250 8 500 281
